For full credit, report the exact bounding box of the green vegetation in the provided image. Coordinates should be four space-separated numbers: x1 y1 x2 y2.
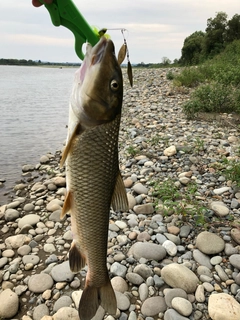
171 39 240 118
0 58 80 67
222 158 240 187
180 12 240 65
151 179 208 227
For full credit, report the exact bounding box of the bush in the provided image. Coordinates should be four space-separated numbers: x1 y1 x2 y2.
182 82 239 118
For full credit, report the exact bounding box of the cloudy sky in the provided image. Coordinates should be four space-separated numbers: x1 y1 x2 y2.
1 0 239 63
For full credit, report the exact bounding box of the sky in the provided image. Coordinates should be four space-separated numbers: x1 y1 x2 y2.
0 0 239 64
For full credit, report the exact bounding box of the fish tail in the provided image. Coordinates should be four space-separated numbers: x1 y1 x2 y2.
79 276 117 320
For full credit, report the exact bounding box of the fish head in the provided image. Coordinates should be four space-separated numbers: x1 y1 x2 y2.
72 37 123 127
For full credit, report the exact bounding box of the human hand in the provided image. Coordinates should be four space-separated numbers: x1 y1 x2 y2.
32 0 53 7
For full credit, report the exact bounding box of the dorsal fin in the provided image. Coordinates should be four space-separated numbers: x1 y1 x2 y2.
111 171 129 212
60 123 82 167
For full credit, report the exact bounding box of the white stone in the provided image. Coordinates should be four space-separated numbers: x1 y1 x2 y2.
164 145 177 156
172 297 193 316
208 293 240 320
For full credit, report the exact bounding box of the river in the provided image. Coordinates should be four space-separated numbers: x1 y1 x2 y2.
0 65 77 201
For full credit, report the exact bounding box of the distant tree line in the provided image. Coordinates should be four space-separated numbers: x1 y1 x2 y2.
180 12 240 65
0 58 80 67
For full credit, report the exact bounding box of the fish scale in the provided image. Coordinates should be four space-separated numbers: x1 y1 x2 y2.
68 113 121 286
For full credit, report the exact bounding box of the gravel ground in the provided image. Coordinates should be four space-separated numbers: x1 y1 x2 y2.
0 68 240 320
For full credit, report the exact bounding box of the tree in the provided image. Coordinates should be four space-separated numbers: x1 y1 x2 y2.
180 31 205 65
225 14 240 43
161 57 171 66
204 12 228 57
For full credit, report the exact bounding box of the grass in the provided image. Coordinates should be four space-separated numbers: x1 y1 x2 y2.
222 158 240 187
169 40 240 119
151 178 209 227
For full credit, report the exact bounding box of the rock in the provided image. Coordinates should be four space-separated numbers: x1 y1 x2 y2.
164 309 190 320
51 261 74 282
133 203 154 214
230 228 240 244
164 145 176 156
141 296 167 316
164 288 188 307
126 273 144 285
46 199 63 212
28 274 54 293
196 231 225 254
229 254 240 269
0 289 19 319
52 307 79 320
33 304 49 320
208 293 240 320
195 284 205 302
127 193 136 209
213 187 230 195
132 183 148 195
18 214 40 228
171 297 192 317
110 262 127 277
210 201 230 217
111 276 128 293
162 240 177 256
193 249 212 269
115 291 130 311
133 264 153 279
128 242 166 261
5 235 30 249
22 164 35 172
53 296 72 312
40 155 49 164
4 209 19 221
161 263 199 293
23 203 35 212
139 283 148 301
50 177 66 187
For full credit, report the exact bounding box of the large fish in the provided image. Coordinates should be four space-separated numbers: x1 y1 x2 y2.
60 37 128 320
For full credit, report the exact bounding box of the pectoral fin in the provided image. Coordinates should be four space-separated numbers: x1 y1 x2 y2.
60 191 72 219
111 171 129 212
60 123 82 167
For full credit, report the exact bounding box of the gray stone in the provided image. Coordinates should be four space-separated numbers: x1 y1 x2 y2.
213 187 230 195
110 262 127 278
111 276 128 293
162 240 177 256
164 309 190 320
141 296 167 316
18 214 40 228
229 254 240 269
193 249 212 269
115 291 130 311
133 264 153 279
28 273 54 293
22 255 40 265
172 297 192 317
51 261 74 282
196 231 225 254
126 273 144 285
210 201 230 217
5 209 20 221
179 225 191 238
33 304 49 320
164 288 188 307
161 263 198 293
128 242 166 261
23 203 35 212
133 203 154 214
139 283 148 301
53 296 72 312
132 183 148 195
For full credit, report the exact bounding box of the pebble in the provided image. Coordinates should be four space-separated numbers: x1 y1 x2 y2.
208 293 240 320
0 289 19 319
161 264 199 293
28 274 54 293
141 296 167 316
171 297 193 316
196 231 225 254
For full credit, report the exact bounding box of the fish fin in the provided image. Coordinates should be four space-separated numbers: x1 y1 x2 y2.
60 191 72 219
60 123 82 167
69 242 86 273
111 170 129 212
79 276 117 320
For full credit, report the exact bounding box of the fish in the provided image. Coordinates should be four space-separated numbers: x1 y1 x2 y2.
60 36 129 320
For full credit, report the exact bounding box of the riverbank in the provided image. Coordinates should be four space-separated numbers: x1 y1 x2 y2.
0 68 240 320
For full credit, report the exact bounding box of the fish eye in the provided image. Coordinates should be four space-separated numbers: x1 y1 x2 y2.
110 80 119 91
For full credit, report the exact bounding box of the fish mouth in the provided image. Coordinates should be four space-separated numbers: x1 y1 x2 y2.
91 37 111 66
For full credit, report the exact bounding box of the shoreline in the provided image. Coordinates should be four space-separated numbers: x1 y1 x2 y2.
0 68 240 320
